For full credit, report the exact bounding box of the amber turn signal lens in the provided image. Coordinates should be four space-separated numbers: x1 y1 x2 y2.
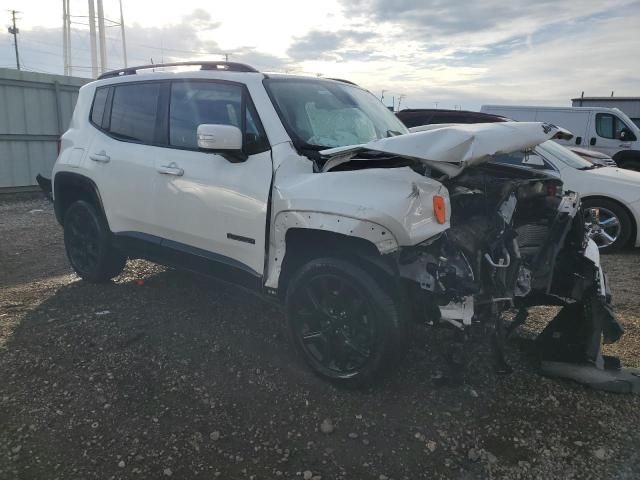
433 195 446 224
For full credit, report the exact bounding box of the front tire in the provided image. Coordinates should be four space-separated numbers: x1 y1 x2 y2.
63 200 126 282
285 257 406 386
582 198 632 252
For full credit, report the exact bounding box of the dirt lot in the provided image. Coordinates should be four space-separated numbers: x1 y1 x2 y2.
1 197 640 480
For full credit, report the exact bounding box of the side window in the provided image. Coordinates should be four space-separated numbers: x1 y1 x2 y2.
90 87 109 127
169 81 269 154
245 102 270 155
170 81 243 148
595 113 615 139
109 83 161 144
492 151 550 170
492 151 526 166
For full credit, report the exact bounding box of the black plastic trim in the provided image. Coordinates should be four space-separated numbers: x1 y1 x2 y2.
227 233 256 244
53 172 105 225
98 61 259 79
113 231 262 291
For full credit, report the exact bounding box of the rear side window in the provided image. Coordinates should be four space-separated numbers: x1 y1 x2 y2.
90 87 109 127
109 83 161 144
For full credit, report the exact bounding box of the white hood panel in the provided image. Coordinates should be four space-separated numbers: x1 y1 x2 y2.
321 122 573 177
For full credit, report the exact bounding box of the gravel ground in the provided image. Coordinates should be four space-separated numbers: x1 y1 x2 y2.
1 197 640 480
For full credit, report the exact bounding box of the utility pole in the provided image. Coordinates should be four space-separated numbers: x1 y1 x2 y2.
62 0 72 75
88 0 98 78
119 0 127 67
397 94 406 111
96 0 108 73
8 10 20 70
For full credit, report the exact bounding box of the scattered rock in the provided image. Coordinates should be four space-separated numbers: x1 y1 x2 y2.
348 432 359 439
163 468 173 476
468 448 481 462
210 431 221 441
593 448 607 461
320 419 334 435
485 451 498 464
426 441 437 452
303 470 313 480
118 460 125 468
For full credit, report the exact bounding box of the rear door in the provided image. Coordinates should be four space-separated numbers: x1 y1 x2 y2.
151 79 273 278
86 81 166 235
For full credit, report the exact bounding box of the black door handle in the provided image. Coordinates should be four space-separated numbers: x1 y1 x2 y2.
575 136 582 145
590 137 596 146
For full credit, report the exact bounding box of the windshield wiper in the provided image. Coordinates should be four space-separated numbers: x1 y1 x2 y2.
578 164 600 170
298 142 327 151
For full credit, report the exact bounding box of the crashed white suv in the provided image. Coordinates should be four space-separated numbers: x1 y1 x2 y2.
51 61 623 386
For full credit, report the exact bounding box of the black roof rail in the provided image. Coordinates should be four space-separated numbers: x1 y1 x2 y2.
327 77 359 86
98 61 259 80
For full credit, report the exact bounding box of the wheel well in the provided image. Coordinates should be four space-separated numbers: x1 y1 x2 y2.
612 150 640 168
277 228 397 298
582 195 637 247
53 172 104 226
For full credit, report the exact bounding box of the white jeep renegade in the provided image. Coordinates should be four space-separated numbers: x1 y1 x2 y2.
52 61 622 386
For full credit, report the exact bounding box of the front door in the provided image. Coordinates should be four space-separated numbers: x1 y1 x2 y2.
591 112 635 157
152 79 273 279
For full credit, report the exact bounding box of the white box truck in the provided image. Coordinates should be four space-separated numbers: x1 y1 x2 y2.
481 105 640 170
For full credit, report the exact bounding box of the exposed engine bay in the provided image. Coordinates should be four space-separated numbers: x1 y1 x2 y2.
323 148 633 391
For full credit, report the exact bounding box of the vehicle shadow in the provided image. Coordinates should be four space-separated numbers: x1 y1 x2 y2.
2 265 632 479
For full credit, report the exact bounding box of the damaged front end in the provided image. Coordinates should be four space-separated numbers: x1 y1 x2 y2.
396 162 635 391
316 122 636 391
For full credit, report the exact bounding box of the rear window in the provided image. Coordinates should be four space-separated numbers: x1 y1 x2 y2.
90 87 109 127
109 83 161 144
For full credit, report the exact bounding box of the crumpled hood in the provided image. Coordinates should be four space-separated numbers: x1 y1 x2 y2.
321 122 573 177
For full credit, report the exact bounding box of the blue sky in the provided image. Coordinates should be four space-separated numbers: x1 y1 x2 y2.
2 0 639 110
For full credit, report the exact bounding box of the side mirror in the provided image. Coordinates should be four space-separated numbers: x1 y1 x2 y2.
619 128 636 142
197 124 243 151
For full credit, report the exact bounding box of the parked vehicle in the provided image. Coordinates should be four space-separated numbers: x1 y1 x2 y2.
568 147 617 167
396 110 614 168
396 108 507 128
414 123 640 251
571 96 640 129
489 141 640 251
481 105 640 170
49 61 621 385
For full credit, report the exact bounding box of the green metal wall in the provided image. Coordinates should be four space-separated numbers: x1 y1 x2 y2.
0 68 90 189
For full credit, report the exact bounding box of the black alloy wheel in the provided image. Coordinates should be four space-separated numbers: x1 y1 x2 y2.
63 200 126 282
286 258 406 385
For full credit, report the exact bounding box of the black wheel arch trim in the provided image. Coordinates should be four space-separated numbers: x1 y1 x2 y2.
612 149 640 165
53 171 106 226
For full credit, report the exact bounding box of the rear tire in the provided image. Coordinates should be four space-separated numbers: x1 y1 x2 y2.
582 198 632 253
63 200 126 282
285 257 407 386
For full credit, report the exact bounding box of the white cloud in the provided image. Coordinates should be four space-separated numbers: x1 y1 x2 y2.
1 0 638 110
